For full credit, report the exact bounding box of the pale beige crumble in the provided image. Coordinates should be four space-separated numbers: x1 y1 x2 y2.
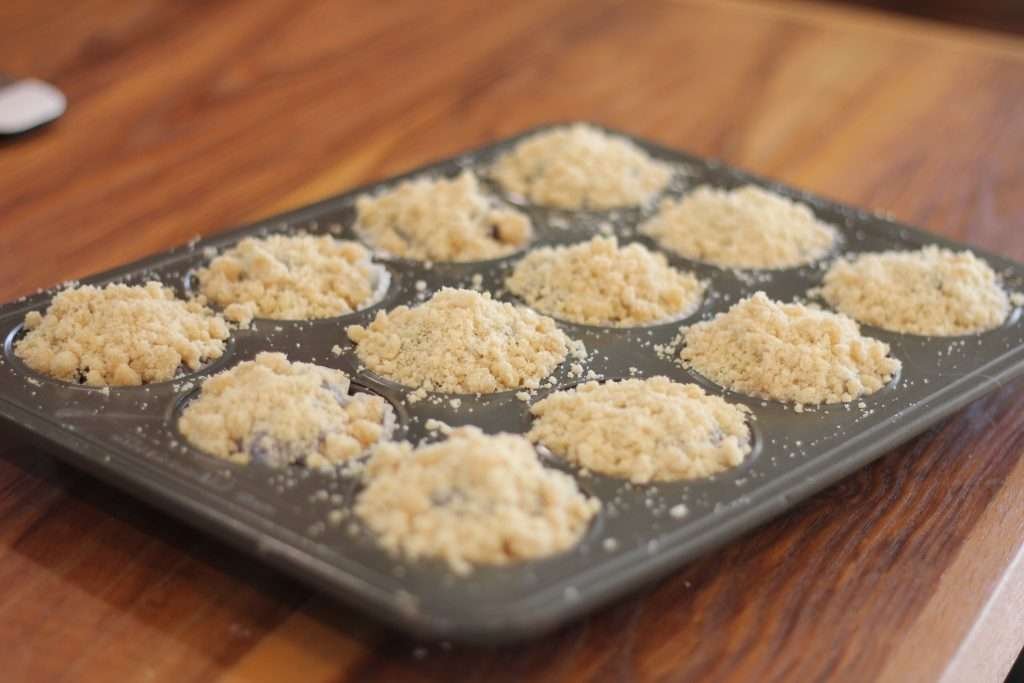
528 377 750 483
178 352 393 468
506 236 704 326
346 288 582 394
354 426 599 574
681 292 900 405
641 185 838 269
15 282 229 386
491 124 672 209
196 234 384 322
820 246 1010 335
354 171 531 262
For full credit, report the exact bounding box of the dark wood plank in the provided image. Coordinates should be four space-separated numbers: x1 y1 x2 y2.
1 0 1024 680
829 0 1024 36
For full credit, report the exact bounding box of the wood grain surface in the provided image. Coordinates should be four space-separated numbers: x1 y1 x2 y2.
2 1 1024 681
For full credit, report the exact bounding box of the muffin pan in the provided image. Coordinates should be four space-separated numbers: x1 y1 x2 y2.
2 123 1023 643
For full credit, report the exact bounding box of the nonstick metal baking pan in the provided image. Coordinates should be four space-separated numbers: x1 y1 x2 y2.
2 123 1022 643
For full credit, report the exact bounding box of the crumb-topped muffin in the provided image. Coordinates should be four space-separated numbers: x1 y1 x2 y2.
354 171 531 262
197 234 383 324
642 185 838 269
15 282 229 386
355 426 599 574
491 124 672 209
681 292 900 406
346 288 584 395
178 352 393 468
506 236 703 326
529 377 751 483
820 246 1010 335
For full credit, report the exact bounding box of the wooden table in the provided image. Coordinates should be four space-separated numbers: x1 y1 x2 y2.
3 1 1024 680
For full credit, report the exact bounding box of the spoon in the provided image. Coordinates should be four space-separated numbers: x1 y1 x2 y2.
0 74 66 136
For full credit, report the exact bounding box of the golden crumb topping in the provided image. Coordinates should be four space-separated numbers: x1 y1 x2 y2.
507 236 703 326
16 282 228 386
642 185 838 269
355 426 599 574
178 352 393 468
491 124 672 209
681 292 900 406
529 377 751 483
355 171 531 262
820 246 1009 335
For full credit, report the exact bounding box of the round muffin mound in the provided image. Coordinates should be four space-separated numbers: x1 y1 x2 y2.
346 288 582 394
528 377 751 483
354 171 531 262
506 236 704 327
491 124 672 209
15 282 229 387
820 246 1010 336
641 185 838 269
354 426 600 575
681 292 900 406
197 234 383 324
178 352 393 468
